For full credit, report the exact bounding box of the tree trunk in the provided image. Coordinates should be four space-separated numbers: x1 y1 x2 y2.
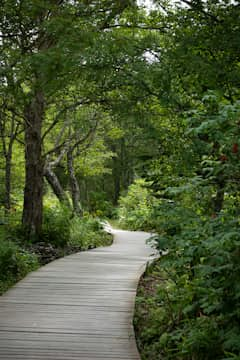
0 112 18 215
4 147 13 213
22 91 45 237
44 164 71 207
0 115 12 213
67 149 82 216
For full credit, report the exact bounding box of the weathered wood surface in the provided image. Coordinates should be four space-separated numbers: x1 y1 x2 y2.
0 229 154 359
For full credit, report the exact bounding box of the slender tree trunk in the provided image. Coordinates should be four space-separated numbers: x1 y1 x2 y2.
44 164 70 207
67 149 82 216
4 146 13 213
0 113 15 214
22 91 45 237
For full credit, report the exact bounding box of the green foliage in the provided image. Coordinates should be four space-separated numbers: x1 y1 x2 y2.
76 138 115 177
131 98 240 360
41 202 112 250
118 178 156 230
0 199 112 294
42 205 71 248
69 215 112 250
1 2 240 358
132 97 240 359
5 202 71 247
135 202 240 359
0 236 39 295
87 191 114 218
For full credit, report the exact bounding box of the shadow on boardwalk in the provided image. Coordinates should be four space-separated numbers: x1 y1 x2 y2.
0 228 154 360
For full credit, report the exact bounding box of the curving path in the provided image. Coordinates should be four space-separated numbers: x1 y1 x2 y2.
0 228 154 360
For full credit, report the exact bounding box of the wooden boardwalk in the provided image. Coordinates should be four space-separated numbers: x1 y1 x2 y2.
0 228 153 359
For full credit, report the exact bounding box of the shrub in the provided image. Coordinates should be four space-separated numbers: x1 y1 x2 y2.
69 215 112 250
41 205 71 247
135 208 240 360
118 179 156 230
0 201 113 295
88 191 114 218
0 238 39 294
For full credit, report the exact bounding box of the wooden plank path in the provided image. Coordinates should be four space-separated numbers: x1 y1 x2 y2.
0 228 154 359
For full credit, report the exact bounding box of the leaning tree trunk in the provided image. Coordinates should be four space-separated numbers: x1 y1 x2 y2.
44 164 71 208
22 91 45 237
67 149 82 216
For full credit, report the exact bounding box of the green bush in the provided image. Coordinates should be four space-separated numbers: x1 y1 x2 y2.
41 205 71 247
118 179 156 230
0 200 113 295
135 209 240 360
3 203 71 247
41 203 112 250
88 191 114 218
0 238 39 294
69 215 112 250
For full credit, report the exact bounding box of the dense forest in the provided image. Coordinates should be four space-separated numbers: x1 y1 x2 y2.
1 0 240 359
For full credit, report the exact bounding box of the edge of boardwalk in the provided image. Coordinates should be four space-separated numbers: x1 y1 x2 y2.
0 226 154 360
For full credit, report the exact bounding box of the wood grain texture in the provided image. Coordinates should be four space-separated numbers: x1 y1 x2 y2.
0 229 154 359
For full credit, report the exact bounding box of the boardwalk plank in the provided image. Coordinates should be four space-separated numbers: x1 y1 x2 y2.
0 229 153 359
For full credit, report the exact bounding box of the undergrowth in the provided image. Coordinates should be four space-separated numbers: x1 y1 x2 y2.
0 237 39 295
0 202 112 295
134 210 240 360
119 177 240 359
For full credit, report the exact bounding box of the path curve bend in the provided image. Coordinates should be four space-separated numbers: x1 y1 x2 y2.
0 228 154 360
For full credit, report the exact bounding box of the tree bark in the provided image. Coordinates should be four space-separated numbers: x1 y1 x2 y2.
67 149 82 216
44 164 70 207
0 112 17 214
4 147 13 213
22 91 45 237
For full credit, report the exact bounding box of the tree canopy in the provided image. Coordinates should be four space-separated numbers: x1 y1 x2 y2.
1 0 240 357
